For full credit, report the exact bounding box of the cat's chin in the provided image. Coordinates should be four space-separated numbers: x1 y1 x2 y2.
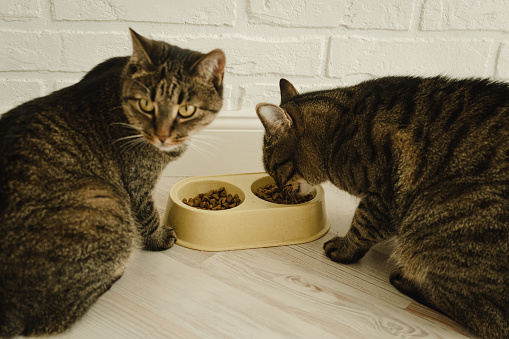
285 173 314 196
296 181 314 196
155 143 187 155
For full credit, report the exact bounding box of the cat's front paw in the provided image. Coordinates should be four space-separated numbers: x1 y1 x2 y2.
143 225 177 251
323 236 367 263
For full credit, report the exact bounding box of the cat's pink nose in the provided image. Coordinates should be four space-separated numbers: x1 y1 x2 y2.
157 135 168 143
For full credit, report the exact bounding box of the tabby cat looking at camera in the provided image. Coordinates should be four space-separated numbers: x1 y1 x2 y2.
256 77 509 338
0 29 225 337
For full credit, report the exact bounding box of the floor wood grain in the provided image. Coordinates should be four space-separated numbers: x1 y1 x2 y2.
43 176 476 339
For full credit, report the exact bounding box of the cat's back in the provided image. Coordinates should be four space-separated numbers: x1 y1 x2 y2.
0 57 129 216
309 76 509 198
399 77 509 176
0 57 128 154
347 76 509 165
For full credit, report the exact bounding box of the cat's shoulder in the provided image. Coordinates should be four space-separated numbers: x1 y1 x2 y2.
80 56 129 83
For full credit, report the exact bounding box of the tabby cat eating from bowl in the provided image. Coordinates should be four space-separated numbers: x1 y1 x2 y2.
256 77 509 338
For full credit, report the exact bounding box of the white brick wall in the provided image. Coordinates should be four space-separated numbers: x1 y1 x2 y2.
1 0 508 119
421 0 509 31
0 0 41 19
52 0 237 25
328 37 493 79
1 0 508 176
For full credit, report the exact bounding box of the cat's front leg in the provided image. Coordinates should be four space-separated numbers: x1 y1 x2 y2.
324 194 393 263
135 194 177 251
143 222 177 251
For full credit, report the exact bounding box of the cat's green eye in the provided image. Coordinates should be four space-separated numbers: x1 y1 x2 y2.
178 105 196 117
139 99 155 113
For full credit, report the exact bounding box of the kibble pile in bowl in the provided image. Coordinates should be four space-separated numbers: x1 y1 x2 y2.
182 187 242 210
254 184 313 204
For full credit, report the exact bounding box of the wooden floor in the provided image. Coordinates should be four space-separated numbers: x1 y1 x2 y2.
44 176 475 339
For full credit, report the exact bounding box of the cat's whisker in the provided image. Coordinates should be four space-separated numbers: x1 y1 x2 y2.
113 134 143 144
187 140 212 158
190 135 224 154
110 122 142 131
117 136 147 153
187 136 228 159
193 133 228 143
190 141 222 155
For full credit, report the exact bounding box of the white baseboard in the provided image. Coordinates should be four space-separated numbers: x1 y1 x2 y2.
163 116 265 177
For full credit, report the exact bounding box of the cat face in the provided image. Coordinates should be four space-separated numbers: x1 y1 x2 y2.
256 79 315 196
122 29 225 153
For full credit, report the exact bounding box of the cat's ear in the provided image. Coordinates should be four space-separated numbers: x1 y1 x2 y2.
256 103 293 137
129 28 163 68
191 49 226 87
280 78 299 103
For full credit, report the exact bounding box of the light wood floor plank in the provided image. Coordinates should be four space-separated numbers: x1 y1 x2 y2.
22 176 476 338
198 247 470 338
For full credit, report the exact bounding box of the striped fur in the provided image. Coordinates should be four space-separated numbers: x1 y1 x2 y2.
0 30 224 337
256 77 509 338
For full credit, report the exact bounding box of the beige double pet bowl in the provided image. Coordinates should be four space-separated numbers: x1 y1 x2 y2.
163 172 330 251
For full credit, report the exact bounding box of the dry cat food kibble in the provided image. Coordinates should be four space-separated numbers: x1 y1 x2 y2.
255 184 313 204
182 187 242 210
